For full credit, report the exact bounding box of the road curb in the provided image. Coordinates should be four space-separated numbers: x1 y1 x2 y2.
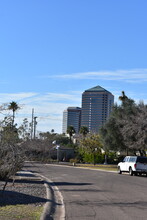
40 181 54 220
36 173 65 220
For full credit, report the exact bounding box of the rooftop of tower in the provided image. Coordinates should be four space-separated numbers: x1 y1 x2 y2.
67 107 81 110
84 85 112 94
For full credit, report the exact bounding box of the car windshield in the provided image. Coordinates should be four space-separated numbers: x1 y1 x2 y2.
137 157 147 163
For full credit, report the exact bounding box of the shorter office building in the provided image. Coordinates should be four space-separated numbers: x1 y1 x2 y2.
62 107 81 134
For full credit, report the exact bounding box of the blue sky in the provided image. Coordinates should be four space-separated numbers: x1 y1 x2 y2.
0 0 147 133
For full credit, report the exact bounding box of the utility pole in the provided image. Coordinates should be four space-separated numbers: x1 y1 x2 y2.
31 108 34 140
33 116 37 139
30 108 38 139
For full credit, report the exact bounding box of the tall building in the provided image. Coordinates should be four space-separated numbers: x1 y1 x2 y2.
81 86 114 133
62 107 81 134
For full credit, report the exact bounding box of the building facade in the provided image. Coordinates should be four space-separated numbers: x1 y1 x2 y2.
81 86 114 133
62 107 81 134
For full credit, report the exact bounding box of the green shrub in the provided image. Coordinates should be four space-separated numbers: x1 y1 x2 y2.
82 152 104 164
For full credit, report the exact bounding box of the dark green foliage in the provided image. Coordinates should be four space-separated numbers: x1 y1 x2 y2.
83 152 104 164
55 134 71 146
8 101 20 127
100 116 126 152
100 92 147 156
107 152 118 164
80 126 89 137
79 134 103 164
67 125 75 142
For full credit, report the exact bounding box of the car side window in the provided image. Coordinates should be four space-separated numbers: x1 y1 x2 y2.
132 158 136 162
123 157 126 162
129 157 133 162
126 157 129 162
128 157 136 162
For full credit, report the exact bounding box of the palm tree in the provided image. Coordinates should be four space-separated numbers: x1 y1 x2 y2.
8 101 20 126
67 125 75 142
119 91 128 102
51 129 55 134
80 126 89 137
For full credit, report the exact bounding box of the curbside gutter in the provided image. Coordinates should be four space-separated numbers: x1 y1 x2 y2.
36 173 65 220
40 181 54 220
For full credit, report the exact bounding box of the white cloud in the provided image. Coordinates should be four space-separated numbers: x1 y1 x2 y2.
0 92 81 133
46 68 147 83
0 92 37 103
0 77 146 133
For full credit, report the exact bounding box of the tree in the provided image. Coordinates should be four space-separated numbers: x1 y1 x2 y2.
0 103 24 191
100 92 147 156
80 126 89 137
8 101 20 127
0 116 25 191
18 118 30 140
119 91 128 102
54 134 71 146
67 126 75 142
0 142 25 191
100 114 126 153
1 116 19 144
51 129 55 134
120 102 147 155
100 94 136 154
79 134 103 164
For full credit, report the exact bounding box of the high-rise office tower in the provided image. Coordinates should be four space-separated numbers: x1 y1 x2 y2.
62 107 81 134
81 86 114 133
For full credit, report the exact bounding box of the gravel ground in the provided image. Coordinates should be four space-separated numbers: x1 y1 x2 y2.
0 171 47 207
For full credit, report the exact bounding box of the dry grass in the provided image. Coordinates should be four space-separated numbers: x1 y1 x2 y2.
0 204 44 220
76 163 117 171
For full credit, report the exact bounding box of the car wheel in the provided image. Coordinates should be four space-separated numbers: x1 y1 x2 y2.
117 166 122 174
129 167 133 176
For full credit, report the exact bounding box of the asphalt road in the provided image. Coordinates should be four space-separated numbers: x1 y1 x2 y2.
25 162 147 220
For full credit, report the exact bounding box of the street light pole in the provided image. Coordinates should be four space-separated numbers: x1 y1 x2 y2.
56 145 60 162
52 140 60 162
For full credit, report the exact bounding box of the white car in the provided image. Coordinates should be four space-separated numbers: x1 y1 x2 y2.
117 156 147 176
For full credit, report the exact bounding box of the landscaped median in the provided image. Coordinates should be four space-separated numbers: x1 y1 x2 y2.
0 171 47 220
75 163 117 172
60 160 118 172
